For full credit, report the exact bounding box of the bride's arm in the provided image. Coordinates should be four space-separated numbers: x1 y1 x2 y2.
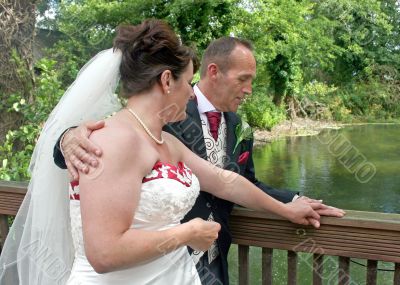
79 124 219 274
170 133 323 226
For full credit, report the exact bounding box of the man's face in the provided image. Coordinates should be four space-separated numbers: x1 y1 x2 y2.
213 46 256 112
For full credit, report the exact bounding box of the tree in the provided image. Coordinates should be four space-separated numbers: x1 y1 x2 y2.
0 0 39 142
313 0 392 84
234 0 341 117
39 0 237 87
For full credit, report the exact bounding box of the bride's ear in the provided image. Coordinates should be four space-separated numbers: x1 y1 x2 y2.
160 70 172 95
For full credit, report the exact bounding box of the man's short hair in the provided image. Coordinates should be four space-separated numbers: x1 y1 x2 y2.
200 37 253 78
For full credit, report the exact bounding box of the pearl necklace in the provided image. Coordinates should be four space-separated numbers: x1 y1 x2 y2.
127 108 164 145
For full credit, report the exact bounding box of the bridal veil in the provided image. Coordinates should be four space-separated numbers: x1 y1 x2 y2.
0 48 122 284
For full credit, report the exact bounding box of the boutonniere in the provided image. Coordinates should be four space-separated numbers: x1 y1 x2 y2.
237 151 250 165
233 118 253 154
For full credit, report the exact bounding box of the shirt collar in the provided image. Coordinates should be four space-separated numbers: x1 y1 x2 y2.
193 84 219 114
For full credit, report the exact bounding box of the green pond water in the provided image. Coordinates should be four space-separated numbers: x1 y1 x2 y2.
228 124 400 284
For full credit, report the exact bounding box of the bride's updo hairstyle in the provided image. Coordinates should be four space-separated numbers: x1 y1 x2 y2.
114 19 199 98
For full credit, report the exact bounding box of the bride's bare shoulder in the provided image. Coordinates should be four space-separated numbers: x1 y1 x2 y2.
89 115 147 158
92 117 133 139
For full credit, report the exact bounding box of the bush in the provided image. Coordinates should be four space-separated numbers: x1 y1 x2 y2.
336 81 400 121
296 79 400 122
239 90 286 130
296 81 344 120
0 58 64 181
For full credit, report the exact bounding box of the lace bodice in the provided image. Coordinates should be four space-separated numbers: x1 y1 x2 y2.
135 162 200 226
70 161 200 257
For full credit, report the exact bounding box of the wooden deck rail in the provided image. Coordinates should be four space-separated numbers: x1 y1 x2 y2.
0 181 27 251
1 181 400 284
230 208 400 285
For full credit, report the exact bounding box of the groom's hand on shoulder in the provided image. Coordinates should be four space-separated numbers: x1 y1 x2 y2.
62 120 105 180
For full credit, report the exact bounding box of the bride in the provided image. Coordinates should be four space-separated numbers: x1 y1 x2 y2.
0 19 325 285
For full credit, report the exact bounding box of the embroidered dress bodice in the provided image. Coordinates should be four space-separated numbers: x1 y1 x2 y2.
67 162 201 285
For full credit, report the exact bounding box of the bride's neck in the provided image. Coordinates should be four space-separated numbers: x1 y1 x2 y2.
125 94 164 134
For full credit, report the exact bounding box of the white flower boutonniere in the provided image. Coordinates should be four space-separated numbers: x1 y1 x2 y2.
233 119 253 154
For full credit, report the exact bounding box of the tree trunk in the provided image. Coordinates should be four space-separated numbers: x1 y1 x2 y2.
285 94 297 120
0 0 38 142
272 90 285 107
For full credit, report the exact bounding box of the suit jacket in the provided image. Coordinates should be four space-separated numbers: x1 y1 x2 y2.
53 100 297 285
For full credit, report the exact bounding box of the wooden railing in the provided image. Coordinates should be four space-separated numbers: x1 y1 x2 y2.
1 181 400 285
230 208 400 285
0 181 27 251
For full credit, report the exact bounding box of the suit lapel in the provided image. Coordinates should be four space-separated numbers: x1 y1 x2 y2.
181 100 208 159
224 112 241 163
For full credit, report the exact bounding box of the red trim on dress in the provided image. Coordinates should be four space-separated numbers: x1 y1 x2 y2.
69 181 80 200
142 161 193 187
69 161 192 200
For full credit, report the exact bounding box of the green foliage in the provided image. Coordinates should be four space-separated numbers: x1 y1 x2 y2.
0 49 33 108
297 76 400 122
313 0 395 84
328 96 353 122
234 0 342 106
2 0 400 184
40 0 237 87
234 0 399 118
165 0 236 50
239 89 286 130
0 58 64 181
35 0 399 123
298 81 342 120
336 81 400 121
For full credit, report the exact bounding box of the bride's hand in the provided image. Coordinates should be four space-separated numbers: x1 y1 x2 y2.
185 218 221 252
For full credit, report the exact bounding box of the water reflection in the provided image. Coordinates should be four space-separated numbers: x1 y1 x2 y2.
253 124 400 213
228 124 400 285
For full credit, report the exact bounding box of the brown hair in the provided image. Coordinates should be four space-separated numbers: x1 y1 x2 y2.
200 36 253 78
114 19 199 97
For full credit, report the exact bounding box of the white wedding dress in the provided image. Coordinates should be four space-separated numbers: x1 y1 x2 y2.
66 161 202 285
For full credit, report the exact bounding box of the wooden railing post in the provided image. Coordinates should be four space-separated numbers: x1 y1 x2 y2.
0 180 28 253
338 256 350 285
312 254 323 285
287 250 297 285
366 260 377 285
262 248 273 285
0 214 9 251
238 245 249 285
394 263 400 285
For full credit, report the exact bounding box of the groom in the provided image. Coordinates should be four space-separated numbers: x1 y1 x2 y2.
54 37 343 285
